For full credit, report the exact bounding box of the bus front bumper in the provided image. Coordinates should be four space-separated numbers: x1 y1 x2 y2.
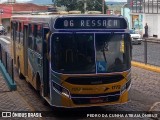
50 79 131 108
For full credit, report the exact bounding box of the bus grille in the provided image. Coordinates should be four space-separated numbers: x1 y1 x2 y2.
66 75 124 85
71 91 120 98
71 95 120 105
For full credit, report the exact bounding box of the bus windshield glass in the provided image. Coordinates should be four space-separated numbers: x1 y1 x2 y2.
95 33 131 73
51 33 95 74
51 33 131 74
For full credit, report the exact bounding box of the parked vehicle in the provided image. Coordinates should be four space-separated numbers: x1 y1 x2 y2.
130 29 142 45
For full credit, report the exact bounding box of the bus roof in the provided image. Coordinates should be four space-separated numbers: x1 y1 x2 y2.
11 14 128 30
11 14 126 19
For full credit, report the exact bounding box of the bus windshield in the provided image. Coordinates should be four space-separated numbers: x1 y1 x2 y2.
51 33 131 74
95 33 131 73
51 33 95 73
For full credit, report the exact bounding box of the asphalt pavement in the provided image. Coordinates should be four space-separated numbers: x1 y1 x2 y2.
0 71 31 111
0 71 44 120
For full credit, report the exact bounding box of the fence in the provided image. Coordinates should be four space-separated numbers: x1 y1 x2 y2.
0 44 14 83
132 38 160 67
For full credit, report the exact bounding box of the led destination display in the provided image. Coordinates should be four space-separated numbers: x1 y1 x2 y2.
54 17 127 29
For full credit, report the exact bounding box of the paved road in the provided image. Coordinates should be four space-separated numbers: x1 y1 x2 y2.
10 66 160 120
132 41 160 66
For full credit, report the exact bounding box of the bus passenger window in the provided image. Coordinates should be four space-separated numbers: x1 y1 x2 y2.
15 22 18 42
35 25 42 54
19 22 23 45
18 22 21 43
28 36 33 49
28 24 34 49
11 22 14 39
35 38 42 54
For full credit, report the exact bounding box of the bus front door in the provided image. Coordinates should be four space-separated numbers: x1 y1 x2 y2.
13 23 17 64
43 28 50 97
23 25 28 76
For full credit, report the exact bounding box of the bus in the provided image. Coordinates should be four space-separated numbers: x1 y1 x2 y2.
11 13 132 108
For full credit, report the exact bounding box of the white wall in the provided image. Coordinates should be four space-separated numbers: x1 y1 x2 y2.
121 7 131 29
143 14 159 37
158 15 160 38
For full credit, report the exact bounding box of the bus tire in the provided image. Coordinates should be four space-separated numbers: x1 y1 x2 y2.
18 59 24 79
37 74 48 106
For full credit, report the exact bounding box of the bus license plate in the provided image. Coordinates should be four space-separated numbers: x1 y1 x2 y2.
90 98 104 103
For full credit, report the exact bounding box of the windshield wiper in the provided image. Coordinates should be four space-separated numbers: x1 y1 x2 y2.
102 50 107 62
101 45 107 62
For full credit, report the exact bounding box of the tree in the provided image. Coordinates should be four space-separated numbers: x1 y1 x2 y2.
54 0 79 11
86 0 108 13
54 0 108 13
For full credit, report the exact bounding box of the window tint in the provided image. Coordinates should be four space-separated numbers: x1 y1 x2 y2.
19 22 23 44
95 33 130 73
28 24 34 49
51 33 95 74
15 22 18 42
34 25 42 54
11 22 13 40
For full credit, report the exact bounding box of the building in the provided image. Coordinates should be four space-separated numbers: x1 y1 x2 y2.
107 2 125 15
128 0 160 38
128 0 143 35
121 4 131 29
143 0 160 38
0 3 48 32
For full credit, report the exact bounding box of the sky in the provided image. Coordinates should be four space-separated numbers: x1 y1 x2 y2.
0 0 31 3
107 0 127 2
0 0 127 4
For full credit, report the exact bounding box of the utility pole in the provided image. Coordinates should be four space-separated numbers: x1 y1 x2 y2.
77 0 87 13
84 0 87 13
0 9 3 24
102 0 105 14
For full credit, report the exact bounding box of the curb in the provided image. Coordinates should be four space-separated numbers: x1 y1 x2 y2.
142 40 160 43
143 37 160 43
131 61 160 73
0 61 16 91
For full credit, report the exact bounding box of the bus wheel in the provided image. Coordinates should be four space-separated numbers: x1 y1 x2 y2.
18 60 24 79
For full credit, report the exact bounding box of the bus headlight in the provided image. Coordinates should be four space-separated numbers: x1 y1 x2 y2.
52 81 70 98
121 84 126 94
121 73 131 94
126 72 131 81
121 80 131 94
62 89 70 98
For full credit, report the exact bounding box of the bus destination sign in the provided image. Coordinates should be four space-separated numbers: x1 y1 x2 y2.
54 17 127 29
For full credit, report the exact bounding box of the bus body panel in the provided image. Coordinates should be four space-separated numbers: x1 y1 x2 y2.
11 14 131 108
27 49 43 90
23 25 29 76
50 70 131 107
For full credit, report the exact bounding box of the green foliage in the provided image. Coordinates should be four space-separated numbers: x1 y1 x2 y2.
86 0 108 13
54 0 108 13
